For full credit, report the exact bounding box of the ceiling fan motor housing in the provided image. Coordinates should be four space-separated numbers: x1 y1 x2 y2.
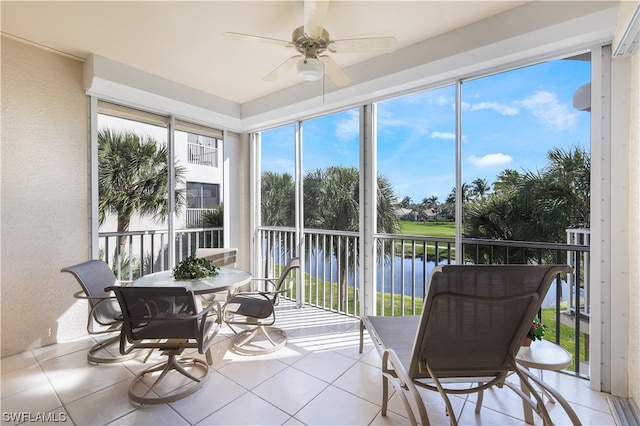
292 26 330 59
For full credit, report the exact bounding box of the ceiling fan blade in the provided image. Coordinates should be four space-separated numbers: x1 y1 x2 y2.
304 0 329 39
329 36 397 54
319 56 351 87
224 32 292 48
263 55 301 82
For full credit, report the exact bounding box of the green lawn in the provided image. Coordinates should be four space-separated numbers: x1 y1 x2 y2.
398 220 456 238
394 220 456 260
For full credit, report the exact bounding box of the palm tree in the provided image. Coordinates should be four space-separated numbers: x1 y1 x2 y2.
471 178 490 199
260 166 399 311
399 196 412 209
303 166 399 311
377 174 401 235
261 172 295 227
493 169 522 192
98 128 186 251
425 195 439 209
261 172 296 276
442 183 471 220
465 146 590 250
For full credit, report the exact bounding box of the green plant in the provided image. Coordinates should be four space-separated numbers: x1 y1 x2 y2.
528 316 546 341
173 255 219 280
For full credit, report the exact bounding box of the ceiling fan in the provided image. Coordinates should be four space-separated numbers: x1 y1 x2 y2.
224 0 397 87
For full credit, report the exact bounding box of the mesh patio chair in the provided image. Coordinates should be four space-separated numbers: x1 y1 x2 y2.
195 248 240 304
106 285 222 404
360 264 581 426
61 260 139 364
223 257 300 355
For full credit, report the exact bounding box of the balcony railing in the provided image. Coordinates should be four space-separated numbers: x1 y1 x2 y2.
99 225 590 377
258 226 591 378
99 226 223 282
187 142 218 167
185 208 215 228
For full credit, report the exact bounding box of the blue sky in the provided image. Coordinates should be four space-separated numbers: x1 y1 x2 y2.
261 57 591 204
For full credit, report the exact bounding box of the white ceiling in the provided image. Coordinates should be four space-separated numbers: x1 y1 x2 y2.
2 1 531 104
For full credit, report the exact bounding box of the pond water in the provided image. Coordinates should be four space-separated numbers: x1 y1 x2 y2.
304 253 569 307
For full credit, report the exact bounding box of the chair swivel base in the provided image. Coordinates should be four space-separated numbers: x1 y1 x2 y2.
88 334 139 364
128 353 210 404
232 326 287 355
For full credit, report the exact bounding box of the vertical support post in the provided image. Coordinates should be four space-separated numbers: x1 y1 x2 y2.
589 44 610 393
361 104 377 317
455 80 463 263
223 129 231 250
167 117 176 268
610 47 631 398
89 96 99 260
250 132 261 281
294 121 305 308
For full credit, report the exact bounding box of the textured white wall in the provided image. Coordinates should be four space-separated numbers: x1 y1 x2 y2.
1 37 90 356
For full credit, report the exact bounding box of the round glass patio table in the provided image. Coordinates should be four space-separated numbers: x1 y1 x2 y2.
131 267 251 295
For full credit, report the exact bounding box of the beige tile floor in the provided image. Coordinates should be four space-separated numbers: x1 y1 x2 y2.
1 301 617 425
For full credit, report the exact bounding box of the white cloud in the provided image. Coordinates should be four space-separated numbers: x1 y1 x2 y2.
462 101 519 116
431 131 456 140
435 95 454 106
468 153 513 168
515 91 577 131
377 108 428 134
334 110 359 141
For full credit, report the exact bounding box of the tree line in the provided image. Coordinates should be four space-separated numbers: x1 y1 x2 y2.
398 146 590 243
97 126 589 247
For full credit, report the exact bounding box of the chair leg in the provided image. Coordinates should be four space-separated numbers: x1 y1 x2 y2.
231 326 287 355
475 384 484 414
128 354 210 404
88 334 138 364
359 319 365 354
381 367 389 415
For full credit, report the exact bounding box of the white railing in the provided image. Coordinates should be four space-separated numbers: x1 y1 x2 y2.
99 227 223 281
185 208 216 227
258 226 591 377
187 142 218 167
566 228 590 318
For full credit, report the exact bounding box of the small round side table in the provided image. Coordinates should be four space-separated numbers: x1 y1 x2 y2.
516 339 576 424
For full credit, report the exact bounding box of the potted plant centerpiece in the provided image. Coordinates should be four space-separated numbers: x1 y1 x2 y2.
522 316 546 347
173 255 219 280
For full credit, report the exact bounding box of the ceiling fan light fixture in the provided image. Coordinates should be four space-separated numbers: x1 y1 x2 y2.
297 57 323 81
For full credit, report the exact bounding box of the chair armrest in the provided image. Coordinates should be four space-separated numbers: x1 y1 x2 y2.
251 277 295 292
200 299 222 323
250 277 278 290
229 287 289 299
73 289 114 302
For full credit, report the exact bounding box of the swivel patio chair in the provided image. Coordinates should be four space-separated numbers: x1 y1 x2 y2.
61 260 138 364
106 285 222 404
360 264 581 426
223 257 300 355
195 247 240 304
